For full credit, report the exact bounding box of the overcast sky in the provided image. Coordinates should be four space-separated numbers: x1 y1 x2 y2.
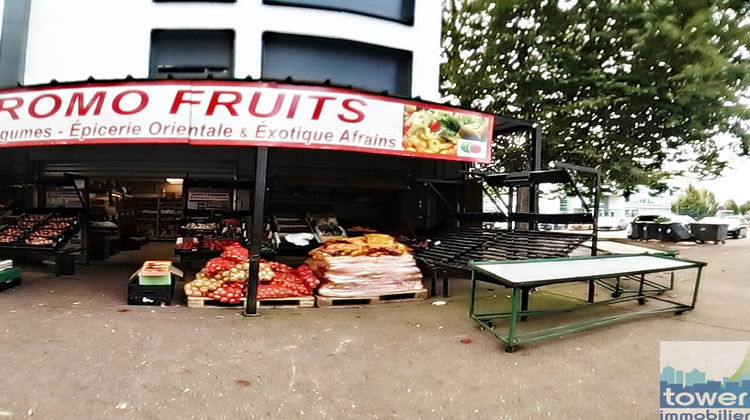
666 129 750 208
661 341 750 382
669 159 750 205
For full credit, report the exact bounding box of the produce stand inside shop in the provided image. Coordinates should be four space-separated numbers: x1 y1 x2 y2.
0 211 85 276
468 254 706 352
0 239 82 276
0 175 91 275
173 179 261 270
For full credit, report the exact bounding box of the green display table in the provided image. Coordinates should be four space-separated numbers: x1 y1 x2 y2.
468 254 706 352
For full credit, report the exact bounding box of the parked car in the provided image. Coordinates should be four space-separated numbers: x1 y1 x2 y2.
538 223 554 231
567 222 593 231
539 223 568 231
597 216 630 231
666 214 697 226
697 216 748 239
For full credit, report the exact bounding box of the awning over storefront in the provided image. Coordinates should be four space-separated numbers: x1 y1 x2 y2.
0 79 537 165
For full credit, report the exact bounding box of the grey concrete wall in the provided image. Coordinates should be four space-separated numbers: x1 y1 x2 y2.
0 0 32 87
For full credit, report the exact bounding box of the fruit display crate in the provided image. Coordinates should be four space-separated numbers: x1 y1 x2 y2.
0 213 80 251
273 217 312 234
136 260 176 285
313 225 347 243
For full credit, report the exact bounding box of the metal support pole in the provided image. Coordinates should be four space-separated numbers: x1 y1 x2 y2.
637 273 646 305
520 287 530 321
423 180 454 212
507 287 520 350
507 186 514 230
482 184 508 214
592 171 600 256
244 147 268 316
529 125 542 224
690 267 703 309
531 125 542 172
82 177 90 266
469 270 477 317
550 161 601 256
65 173 90 265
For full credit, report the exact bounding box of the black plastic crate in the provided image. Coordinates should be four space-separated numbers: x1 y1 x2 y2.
127 278 174 306
0 277 21 293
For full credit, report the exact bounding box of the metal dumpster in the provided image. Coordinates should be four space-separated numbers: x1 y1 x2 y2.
689 223 728 244
629 222 643 239
644 223 664 240
663 222 693 242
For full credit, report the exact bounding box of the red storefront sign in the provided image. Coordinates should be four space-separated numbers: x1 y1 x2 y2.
0 80 495 163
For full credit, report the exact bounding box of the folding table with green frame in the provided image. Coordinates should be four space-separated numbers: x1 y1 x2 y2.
468 254 706 352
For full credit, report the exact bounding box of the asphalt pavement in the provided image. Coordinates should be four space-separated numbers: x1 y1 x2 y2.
1 233 749 419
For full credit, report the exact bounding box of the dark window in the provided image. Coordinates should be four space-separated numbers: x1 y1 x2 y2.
264 0 414 25
262 32 412 96
150 30 234 79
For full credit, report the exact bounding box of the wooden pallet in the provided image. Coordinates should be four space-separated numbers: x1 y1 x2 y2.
186 295 315 309
315 289 428 307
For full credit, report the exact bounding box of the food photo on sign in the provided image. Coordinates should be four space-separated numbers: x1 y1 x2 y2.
402 105 491 161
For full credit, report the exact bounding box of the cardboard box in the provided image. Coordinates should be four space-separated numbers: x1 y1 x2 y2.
134 260 182 286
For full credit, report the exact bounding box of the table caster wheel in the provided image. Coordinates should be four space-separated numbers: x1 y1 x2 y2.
637 298 646 305
486 321 494 328
611 292 621 298
505 345 516 353
675 310 685 315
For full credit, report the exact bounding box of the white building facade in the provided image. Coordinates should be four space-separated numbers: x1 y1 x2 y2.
0 0 449 181
1 0 484 239
1 0 441 99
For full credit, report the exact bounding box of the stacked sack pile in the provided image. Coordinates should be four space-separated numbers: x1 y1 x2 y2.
257 260 320 300
307 233 425 297
184 243 250 304
184 242 320 304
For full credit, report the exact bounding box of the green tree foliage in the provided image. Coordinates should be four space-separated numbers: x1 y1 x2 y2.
739 201 750 215
723 199 740 214
442 0 750 196
671 184 717 219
